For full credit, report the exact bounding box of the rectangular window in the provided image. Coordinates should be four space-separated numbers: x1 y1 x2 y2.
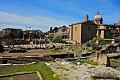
75 27 77 31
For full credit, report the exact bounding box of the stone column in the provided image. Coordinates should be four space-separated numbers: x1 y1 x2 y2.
101 30 105 38
96 30 99 37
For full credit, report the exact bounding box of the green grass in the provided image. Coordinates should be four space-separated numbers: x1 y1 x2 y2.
49 48 61 53
110 58 120 68
71 60 98 66
0 62 59 80
84 60 98 66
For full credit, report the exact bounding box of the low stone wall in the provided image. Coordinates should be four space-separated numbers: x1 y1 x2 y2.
0 71 43 80
90 53 110 66
50 54 74 59
0 53 74 64
9 49 27 53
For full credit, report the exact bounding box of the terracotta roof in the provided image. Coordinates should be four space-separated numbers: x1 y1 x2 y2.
115 21 120 27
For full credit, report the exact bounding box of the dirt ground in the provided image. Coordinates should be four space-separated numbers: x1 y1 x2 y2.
0 49 51 57
0 72 39 80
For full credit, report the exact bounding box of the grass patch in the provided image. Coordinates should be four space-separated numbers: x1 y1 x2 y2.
49 48 61 53
71 60 98 66
71 66 77 70
83 60 98 66
110 58 120 68
0 62 59 80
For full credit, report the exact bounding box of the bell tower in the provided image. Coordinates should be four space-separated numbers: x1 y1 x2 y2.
84 14 89 21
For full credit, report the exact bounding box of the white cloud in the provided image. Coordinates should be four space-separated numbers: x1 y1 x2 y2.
0 11 69 29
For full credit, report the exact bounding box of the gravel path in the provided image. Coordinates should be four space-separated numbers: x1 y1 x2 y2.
46 61 120 80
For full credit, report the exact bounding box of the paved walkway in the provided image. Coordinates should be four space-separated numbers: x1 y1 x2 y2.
36 71 43 80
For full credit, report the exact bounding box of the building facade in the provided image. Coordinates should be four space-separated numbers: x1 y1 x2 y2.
56 26 69 41
68 11 120 44
69 21 97 44
0 28 22 37
49 26 69 42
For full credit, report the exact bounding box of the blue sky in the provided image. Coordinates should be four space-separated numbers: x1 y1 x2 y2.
0 0 120 31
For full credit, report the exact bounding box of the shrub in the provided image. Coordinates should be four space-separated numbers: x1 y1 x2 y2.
0 44 4 53
53 35 63 43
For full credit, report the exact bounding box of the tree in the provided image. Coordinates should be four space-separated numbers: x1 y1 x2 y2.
91 36 106 50
62 25 66 28
0 43 4 53
8 32 16 39
4 31 23 39
53 27 58 33
53 35 62 43
50 27 53 32
91 37 100 50
16 31 23 39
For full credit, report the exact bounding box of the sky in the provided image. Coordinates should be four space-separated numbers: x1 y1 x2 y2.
0 0 120 32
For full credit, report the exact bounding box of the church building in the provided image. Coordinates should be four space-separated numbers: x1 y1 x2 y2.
69 14 97 44
69 11 111 44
